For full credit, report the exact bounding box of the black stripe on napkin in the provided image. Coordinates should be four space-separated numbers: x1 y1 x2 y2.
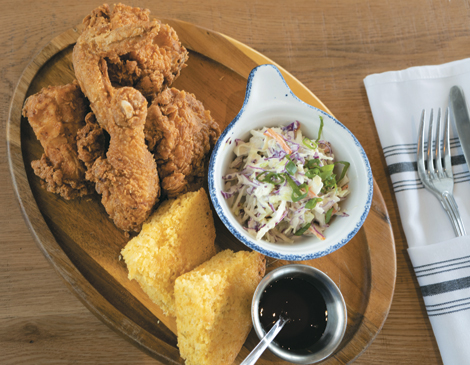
426 297 470 316
390 172 470 193
382 138 461 159
414 255 470 270
426 297 470 317
427 296 470 308
427 298 470 315
388 155 467 175
382 142 417 152
427 305 470 317
415 258 470 278
393 186 426 193
392 178 423 188
391 178 424 193
455 174 470 184
388 161 417 175
416 264 470 278
382 138 460 151
381 138 461 150
421 276 470 297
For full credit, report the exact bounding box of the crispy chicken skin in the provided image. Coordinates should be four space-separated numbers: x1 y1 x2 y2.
73 4 163 232
96 3 189 100
22 81 93 199
76 112 106 169
145 88 221 197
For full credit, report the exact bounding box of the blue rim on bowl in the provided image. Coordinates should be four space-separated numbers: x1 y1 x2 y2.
208 64 373 261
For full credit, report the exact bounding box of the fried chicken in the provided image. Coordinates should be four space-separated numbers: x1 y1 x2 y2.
73 4 164 232
22 81 93 199
96 3 188 100
145 88 221 197
76 112 107 169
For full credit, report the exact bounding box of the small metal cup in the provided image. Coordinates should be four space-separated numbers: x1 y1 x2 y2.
251 264 347 364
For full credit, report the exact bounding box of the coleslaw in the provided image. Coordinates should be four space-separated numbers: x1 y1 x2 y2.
221 119 350 243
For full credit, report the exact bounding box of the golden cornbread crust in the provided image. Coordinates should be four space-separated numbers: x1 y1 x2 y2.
121 188 217 316
174 249 266 365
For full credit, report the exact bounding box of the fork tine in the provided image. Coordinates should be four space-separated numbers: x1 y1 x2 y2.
435 108 443 174
417 108 465 237
417 109 426 176
443 107 453 177
427 109 435 174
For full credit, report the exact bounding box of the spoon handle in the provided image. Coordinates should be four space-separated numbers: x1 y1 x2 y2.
240 316 289 365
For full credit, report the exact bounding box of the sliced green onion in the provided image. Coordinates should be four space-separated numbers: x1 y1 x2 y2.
325 207 334 223
304 159 321 178
335 161 350 183
256 171 269 181
294 222 312 236
285 155 297 175
320 164 335 172
284 174 308 202
302 137 317 150
318 164 334 180
305 158 321 169
322 175 337 192
293 183 309 202
305 198 322 209
256 171 286 184
316 115 324 142
305 169 320 179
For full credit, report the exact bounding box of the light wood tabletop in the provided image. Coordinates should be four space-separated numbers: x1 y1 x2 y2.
3 0 470 364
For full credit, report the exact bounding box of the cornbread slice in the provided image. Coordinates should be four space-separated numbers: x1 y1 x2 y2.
174 249 266 365
121 188 217 316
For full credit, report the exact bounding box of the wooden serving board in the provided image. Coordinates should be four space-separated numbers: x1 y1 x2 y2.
7 19 396 365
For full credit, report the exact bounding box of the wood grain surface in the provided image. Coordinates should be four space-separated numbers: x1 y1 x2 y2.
6 19 395 365
2 0 469 364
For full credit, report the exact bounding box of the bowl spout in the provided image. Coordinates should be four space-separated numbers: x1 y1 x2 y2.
244 64 293 108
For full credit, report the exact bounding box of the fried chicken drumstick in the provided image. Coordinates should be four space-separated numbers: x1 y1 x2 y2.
22 81 93 200
73 4 188 231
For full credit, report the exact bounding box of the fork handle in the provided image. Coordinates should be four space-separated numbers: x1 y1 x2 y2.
440 193 467 237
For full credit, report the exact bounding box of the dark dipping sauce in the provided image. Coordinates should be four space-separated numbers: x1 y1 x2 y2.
259 277 327 351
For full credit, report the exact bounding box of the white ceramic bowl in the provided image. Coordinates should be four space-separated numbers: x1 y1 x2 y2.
208 64 373 260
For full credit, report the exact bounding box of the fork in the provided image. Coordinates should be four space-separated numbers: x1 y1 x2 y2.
417 108 466 237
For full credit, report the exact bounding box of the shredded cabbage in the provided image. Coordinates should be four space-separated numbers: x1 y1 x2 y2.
222 119 350 243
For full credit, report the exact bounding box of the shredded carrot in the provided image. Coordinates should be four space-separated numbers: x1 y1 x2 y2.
342 185 349 190
308 226 326 240
264 128 293 154
307 187 318 198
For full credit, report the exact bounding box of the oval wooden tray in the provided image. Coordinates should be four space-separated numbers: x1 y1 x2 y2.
7 19 396 365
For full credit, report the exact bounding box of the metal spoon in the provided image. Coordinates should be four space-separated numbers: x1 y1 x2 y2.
240 316 289 365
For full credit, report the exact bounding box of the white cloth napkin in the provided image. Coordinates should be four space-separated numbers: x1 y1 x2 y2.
364 58 470 365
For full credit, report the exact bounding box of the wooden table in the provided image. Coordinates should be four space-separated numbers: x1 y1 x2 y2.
3 0 469 363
